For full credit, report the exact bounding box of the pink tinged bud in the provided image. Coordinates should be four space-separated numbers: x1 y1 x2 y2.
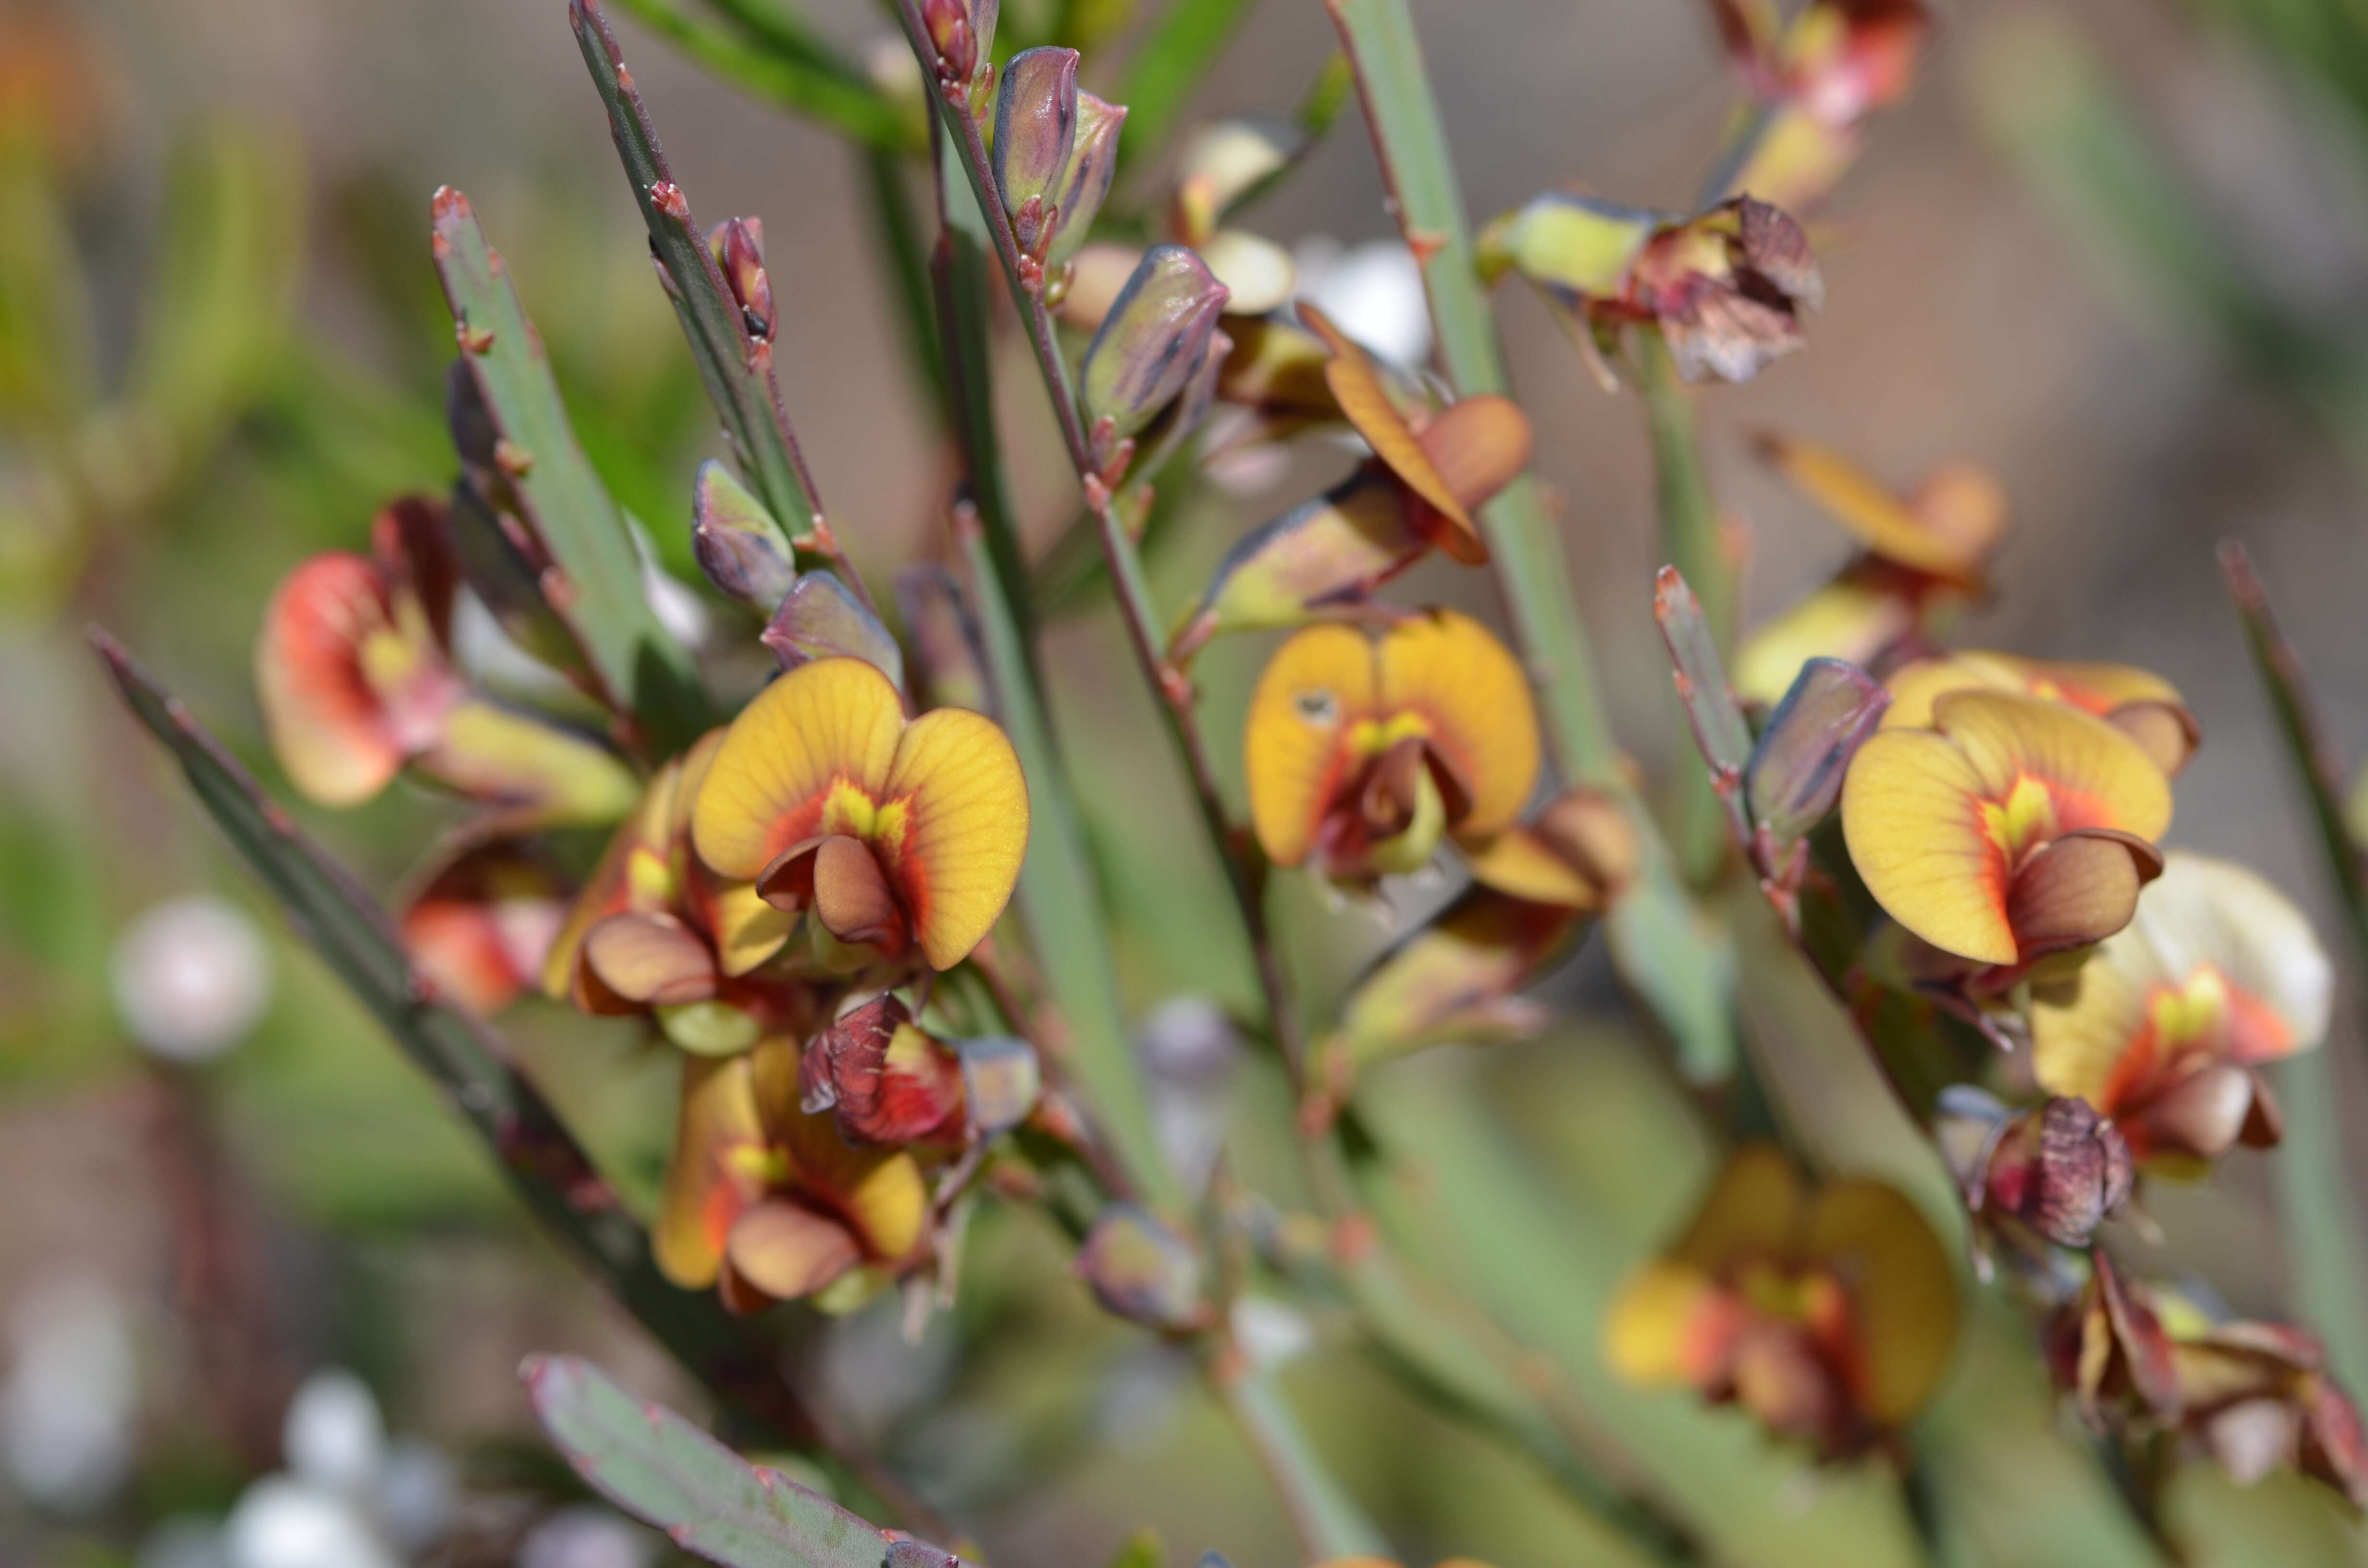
923 0 977 81
1078 1204 1203 1330
1746 656 1888 843
691 460 797 611
992 48 1080 255
1079 245 1231 473
761 570 904 692
1982 1097 2134 1249
1044 92 1126 273
707 217 774 341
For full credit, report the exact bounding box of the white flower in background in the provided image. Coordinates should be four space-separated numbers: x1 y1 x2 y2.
1293 237 1433 370
219 1368 452 1568
518 1505 659 1568
1229 1296 1313 1372
111 896 271 1063
1 1275 138 1513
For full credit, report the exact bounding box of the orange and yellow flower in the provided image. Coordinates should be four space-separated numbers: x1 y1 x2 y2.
654 1040 927 1311
398 838 567 1015
256 497 636 824
1245 611 1539 883
1604 1146 1959 1457
1841 689 2172 968
1711 0 1930 213
691 657 1028 972
2032 852 2329 1171
1733 435 2001 704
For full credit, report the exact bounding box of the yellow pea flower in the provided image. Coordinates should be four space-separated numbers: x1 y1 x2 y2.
1841 689 2171 968
692 657 1029 972
1604 1146 1959 1458
1245 610 1540 883
2032 852 2330 1172
1883 649 2198 777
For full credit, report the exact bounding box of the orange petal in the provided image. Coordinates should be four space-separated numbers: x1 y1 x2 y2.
1246 624 1381 868
1757 434 1989 588
1300 300 1489 565
582 913 718 1008
2004 829 2154 960
400 840 565 1015
879 706 1030 970
1378 611 1540 841
1801 1179 1959 1425
654 1053 766 1289
1416 395 1532 515
725 1199 861 1301
692 658 905 882
256 552 453 805
1457 826 1603 909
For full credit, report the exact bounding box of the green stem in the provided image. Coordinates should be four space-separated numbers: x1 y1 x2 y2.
2217 541 2368 1397
926 117 1179 1210
1325 0 1738 1081
1212 1360 1393 1562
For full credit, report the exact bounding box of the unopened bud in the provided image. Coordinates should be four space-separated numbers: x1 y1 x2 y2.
1044 91 1125 273
762 569 904 691
707 217 774 341
992 47 1079 260
1951 1092 2133 1249
1746 656 1889 844
691 460 797 610
1079 245 1230 475
1078 1204 1203 1330
957 1035 1041 1136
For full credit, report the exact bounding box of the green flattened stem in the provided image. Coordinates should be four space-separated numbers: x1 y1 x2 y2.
2219 542 2368 1398
1327 0 1737 1080
429 188 709 755
523 1355 951 1568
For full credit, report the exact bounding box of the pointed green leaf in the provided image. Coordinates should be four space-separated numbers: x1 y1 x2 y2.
429 186 708 754
523 1354 932 1568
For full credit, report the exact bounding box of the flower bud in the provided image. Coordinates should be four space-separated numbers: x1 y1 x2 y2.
1043 90 1125 275
1746 656 1888 844
1943 1089 2133 1250
992 47 1079 264
921 0 982 84
1079 245 1230 475
956 1035 1040 1136
1078 1204 1203 1330
706 217 774 342
761 569 904 691
808 995 965 1147
691 460 798 611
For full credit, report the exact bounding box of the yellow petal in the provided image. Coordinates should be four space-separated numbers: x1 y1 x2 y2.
709 879 795 977
880 707 1031 969
654 1053 766 1289
1841 725 2015 964
1603 1260 1723 1386
1378 611 1540 840
1457 825 1602 909
1300 301 1489 565
693 658 904 881
542 756 691 999
772 1101 929 1261
1672 1143 1805 1271
1885 650 2191 778
1802 1179 1959 1425
1246 624 1381 867
1732 577 1914 707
